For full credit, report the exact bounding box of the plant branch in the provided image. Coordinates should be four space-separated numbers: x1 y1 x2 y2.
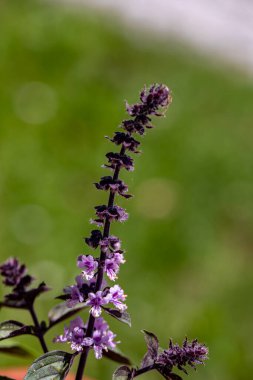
29 304 48 353
133 365 155 377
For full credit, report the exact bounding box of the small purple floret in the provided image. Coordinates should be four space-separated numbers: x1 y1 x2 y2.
104 252 125 281
77 255 98 280
100 235 121 253
95 176 131 198
86 290 110 317
85 230 103 249
64 275 98 308
91 205 128 227
107 132 140 153
104 152 134 171
108 284 127 311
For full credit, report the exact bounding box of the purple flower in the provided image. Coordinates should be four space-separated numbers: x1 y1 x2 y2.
64 275 97 308
55 316 117 359
104 252 125 281
104 259 119 281
107 132 140 153
91 205 128 227
0 258 28 287
54 317 92 352
92 317 117 358
95 176 131 198
126 84 171 118
122 84 171 137
64 283 84 308
92 327 117 359
104 152 134 171
94 316 108 332
86 290 110 317
113 252 125 265
121 119 146 135
54 317 93 352
140 84 171 115
156 338 208 374
77 255 98 280
125 103 146 118
85 230 103 249
108 284 127 311
100 235 121 253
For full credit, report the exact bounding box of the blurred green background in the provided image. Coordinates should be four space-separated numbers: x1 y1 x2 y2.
0 1 253 379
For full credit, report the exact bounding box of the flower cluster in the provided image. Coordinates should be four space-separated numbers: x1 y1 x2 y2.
95 176 131 198
156 338 208 375
86 285 127 318
56 84 171 359
123 83 171 135
55 316 117 359
91 205 128 226
0 257 34 292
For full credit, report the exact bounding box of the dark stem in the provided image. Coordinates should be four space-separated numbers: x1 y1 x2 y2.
75 146 126 380
29 304 48 353
133 365 155 377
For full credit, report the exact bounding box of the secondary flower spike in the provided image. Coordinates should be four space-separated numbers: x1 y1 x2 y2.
156 338 208 375
0 257 33 289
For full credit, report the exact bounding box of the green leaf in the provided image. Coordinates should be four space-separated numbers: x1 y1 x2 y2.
47 302 87 330
24 350 74 380
113 365 132 380
0 321 33 341
0 343 33 358
102 307 131 327
104 348 131 365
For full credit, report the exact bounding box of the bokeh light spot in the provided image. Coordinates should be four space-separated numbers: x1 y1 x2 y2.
135 178 177 219
14 82 58 124
31 260 65 291
9 204 52 245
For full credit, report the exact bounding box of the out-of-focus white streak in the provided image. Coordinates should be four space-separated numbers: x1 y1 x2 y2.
55 0 253 75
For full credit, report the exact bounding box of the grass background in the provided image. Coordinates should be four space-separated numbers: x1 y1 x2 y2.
0 1 253 379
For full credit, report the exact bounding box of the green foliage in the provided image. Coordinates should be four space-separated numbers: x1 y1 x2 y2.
24 350 73 380
0 321 33 341
0 1 253 379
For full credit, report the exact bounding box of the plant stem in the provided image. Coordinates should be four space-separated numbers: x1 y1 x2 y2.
29 304 48 353
75 147 125 380
133 365 155 377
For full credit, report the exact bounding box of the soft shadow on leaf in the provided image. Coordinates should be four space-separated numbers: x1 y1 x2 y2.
0 343 33 358
24 350 74 380
103 348 131 365
47 302 88 330
102 307 131 327
0 321 33 341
